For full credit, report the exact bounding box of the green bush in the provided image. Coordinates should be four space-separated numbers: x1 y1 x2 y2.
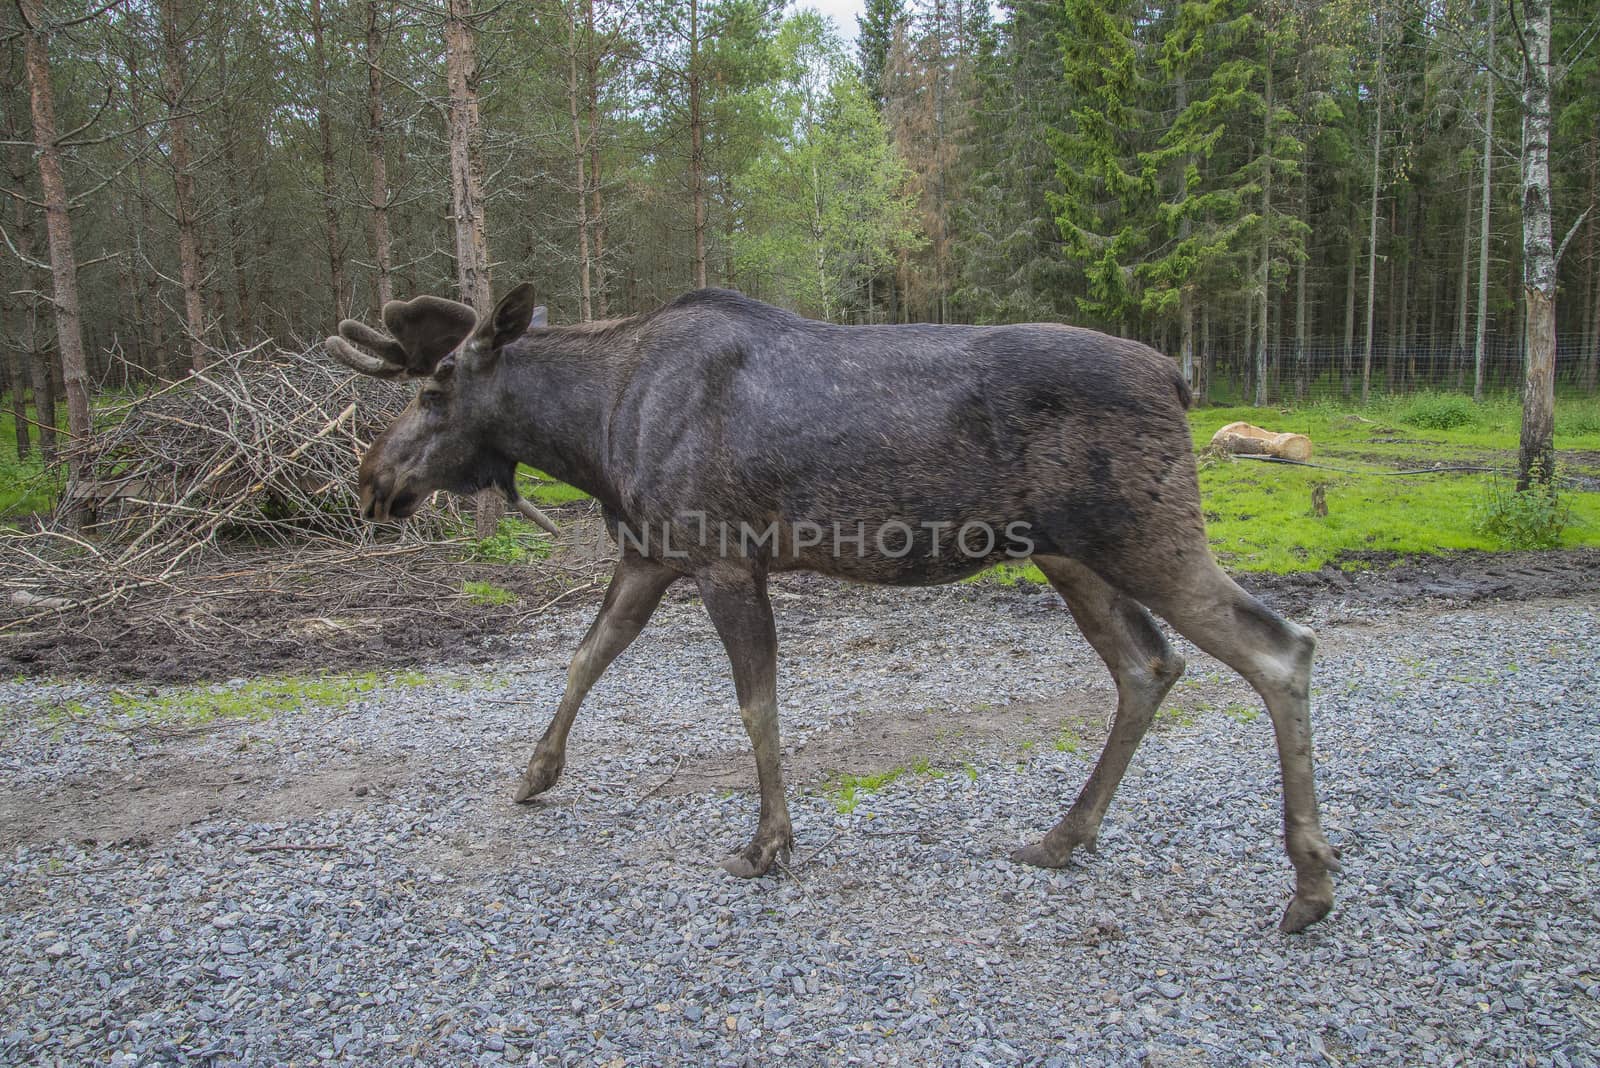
1396 392 1480 431
1472 476 1571 550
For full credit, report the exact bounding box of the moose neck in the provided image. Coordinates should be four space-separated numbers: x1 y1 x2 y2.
490 330 626 510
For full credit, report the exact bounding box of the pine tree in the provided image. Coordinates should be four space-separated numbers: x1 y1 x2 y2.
1048 0 1163 333
951 1 1074 323
857 0 905 109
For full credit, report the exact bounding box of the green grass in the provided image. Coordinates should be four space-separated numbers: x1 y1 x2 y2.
1221 702 1261 725
0 399 62 518
827 757 945 813
462 579 517 606
517 465 590 506
468 517 554 564
66 669 429 727
1155 704 1202 728
1054 722 1090 758
1192 397 1600 572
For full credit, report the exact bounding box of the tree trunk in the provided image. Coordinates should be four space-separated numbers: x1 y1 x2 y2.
221 132 253 340
445 0 492 312
1474 0 1496 402
444 0 497 536
1295 171 1307 399
366 0 395 312
5 333 29 459
585 0 608 318
1344 201 1357 396
567 2 592 320
159 0 207 373
1199 299 1212 407
18 0 90 478
689 0 707 289
1180 286 1195 393
1586 212 1600 393
1396 195 1413 388
1517 0 1556 488
1456 154 1474 390
1581 138 1598 393
311 0 348 320
1362 9 1384 405
1253 47 1273 408
0 71 33 457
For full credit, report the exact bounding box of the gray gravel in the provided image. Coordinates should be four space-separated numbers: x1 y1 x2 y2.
2 581 1597 1066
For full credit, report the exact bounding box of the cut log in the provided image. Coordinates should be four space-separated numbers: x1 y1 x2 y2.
1209 421 1313 461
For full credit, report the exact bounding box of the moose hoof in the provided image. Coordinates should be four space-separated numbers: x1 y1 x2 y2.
1279 890 1334 934
1010 828 1097 869
719 832 792 879
512 755 564 803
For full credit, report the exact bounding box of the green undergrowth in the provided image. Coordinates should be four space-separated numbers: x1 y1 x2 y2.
0 400 62 519
827 756 945 814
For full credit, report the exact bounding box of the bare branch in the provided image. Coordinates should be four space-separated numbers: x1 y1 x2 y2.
0 220 49 270
1554 208 1592 270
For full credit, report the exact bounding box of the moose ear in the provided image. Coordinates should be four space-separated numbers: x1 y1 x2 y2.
381 294 479 375
529 305 548 329
477 283 540 351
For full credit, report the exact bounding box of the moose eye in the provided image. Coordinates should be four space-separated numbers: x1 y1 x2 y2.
418 388 447 412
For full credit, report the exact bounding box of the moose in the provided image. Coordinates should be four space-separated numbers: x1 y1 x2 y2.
326 285 1340 932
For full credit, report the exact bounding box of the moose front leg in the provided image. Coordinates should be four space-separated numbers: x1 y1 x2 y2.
697 567 793 877
513 551 679 803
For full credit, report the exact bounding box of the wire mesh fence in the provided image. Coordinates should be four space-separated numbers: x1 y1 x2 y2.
1192 334 1599 405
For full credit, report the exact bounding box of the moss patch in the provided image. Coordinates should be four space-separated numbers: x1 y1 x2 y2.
826 757 945 814
69 669 429 726
462 580 518 606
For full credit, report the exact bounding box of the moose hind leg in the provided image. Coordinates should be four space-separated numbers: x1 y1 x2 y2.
514 551 678 802
1138 559 1339 933
1013 555 1185 868
697 568 793 878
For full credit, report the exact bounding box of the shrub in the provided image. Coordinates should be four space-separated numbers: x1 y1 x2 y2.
1396 392 1479 431
1472 475 1571 550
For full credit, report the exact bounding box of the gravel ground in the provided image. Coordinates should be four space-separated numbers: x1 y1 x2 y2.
1 579 1597 1066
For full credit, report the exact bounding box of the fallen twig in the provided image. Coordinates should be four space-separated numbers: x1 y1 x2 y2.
242 842 342 854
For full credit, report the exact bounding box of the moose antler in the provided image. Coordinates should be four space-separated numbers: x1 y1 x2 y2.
324 294 480 379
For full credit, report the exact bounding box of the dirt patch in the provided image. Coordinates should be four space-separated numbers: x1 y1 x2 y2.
1234 547 1600 617
0 750 409 851
0 505 613 684
661 692 1113 798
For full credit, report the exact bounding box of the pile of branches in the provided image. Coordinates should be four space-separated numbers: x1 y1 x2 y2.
51 342 465 569
0 343 611 680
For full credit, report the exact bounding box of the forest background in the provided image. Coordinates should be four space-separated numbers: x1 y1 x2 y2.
3 0 1599 473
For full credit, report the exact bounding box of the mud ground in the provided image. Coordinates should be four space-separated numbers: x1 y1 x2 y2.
5 512 1598 685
